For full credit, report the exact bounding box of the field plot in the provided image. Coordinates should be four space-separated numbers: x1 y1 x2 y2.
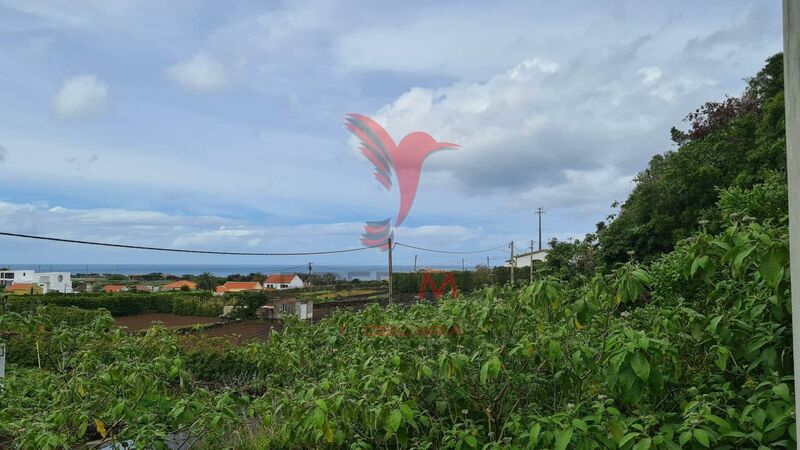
115 313 221 331
197 321 279 342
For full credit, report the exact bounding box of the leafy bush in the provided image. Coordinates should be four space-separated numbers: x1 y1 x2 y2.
6 292 224 317
0 216 794 449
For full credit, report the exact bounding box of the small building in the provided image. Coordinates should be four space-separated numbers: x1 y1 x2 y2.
256 297 313 320
162 280 197 291
508 249 551 268
6 283 44 295
0 269 72 293
264 274 304 290
103 285 128 293
214 281 263 295
133 285 159 292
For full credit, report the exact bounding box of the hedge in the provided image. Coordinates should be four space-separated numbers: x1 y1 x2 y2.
5 292 224 317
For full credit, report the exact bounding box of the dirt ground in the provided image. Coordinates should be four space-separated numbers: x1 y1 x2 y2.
115 313 222 331
196 321 280 342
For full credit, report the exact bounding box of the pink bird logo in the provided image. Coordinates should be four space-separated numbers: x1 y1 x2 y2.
345 113 460 249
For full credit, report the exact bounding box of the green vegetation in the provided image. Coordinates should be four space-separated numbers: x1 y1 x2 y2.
0 210 794 448
6 292 224 317
0 54 793 448
598 54 786 264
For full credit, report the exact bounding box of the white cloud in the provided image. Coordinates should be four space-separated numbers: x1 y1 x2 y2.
0 144 7 162
649 76 717 102
52 74 108 119
637 66 662 85
166 52 228 92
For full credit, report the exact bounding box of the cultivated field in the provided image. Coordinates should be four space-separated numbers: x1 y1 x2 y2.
114 313 221 331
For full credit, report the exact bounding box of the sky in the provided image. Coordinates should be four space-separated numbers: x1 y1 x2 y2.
0 0 784 268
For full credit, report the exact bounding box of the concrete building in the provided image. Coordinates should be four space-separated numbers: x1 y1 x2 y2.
264 274 304 290
507 249 550 268
256 297 313 320
0 269 73 293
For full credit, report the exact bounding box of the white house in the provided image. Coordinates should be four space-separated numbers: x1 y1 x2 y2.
264 274 304 290
507 249 550 268
0 269 73 293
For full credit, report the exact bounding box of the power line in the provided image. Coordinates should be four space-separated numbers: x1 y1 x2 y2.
0 231 382 256
394 242 507 254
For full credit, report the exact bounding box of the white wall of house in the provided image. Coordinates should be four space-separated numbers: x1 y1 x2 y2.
264 275 304 290
0 270 73 293
0 270 34 287
508 250 550 268
36 272 73 293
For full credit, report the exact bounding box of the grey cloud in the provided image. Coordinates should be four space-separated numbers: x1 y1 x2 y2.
0 145 7 162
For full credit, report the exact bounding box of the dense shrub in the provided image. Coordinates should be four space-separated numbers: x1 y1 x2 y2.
6 292 224 317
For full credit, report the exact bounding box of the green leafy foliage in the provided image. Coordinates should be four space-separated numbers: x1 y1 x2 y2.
599 53 786 264
2 211 792 448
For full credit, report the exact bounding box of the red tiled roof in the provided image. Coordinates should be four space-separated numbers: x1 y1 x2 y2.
163 280 197 289
8 283 35 290
217 281 262 292
103 285 126 292
265 274 297 284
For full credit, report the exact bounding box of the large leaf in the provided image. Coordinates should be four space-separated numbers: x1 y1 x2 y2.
631 352 650 381
554 428 573 450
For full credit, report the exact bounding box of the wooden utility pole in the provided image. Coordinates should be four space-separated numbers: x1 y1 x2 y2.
535 207 545 251
530 240 534 283
782 0 800 423
387 238 394 303
509 241 515 285
413 254 417 272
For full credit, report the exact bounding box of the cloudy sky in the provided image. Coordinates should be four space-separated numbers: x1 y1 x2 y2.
0 0 783 267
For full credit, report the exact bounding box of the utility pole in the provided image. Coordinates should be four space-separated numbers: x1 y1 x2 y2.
308 262 312 277
413 255 417 272
535 207 545 251
530 240 534 283
782 0 800 424
387 238 393 303
509 241 515 285
461 257 465 272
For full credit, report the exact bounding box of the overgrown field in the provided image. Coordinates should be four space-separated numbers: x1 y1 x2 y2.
0 215 794 449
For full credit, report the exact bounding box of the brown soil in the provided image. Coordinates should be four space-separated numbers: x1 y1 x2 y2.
197 321 280 342
115 313 221 331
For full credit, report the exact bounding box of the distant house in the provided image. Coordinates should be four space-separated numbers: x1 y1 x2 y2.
416 268 447 273
6 283 44 295
133 285 159 292
508 249 551 268
0 269 72 293
162 280 197 291
214 281 263 295
264 274 304 290
103 285 129 293
256 297 313 320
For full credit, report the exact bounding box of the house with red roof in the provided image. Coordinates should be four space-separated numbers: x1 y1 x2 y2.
162 280 197 291
214 281 263 295
6 283 44 295
264 274 304 290
103 285 128 293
